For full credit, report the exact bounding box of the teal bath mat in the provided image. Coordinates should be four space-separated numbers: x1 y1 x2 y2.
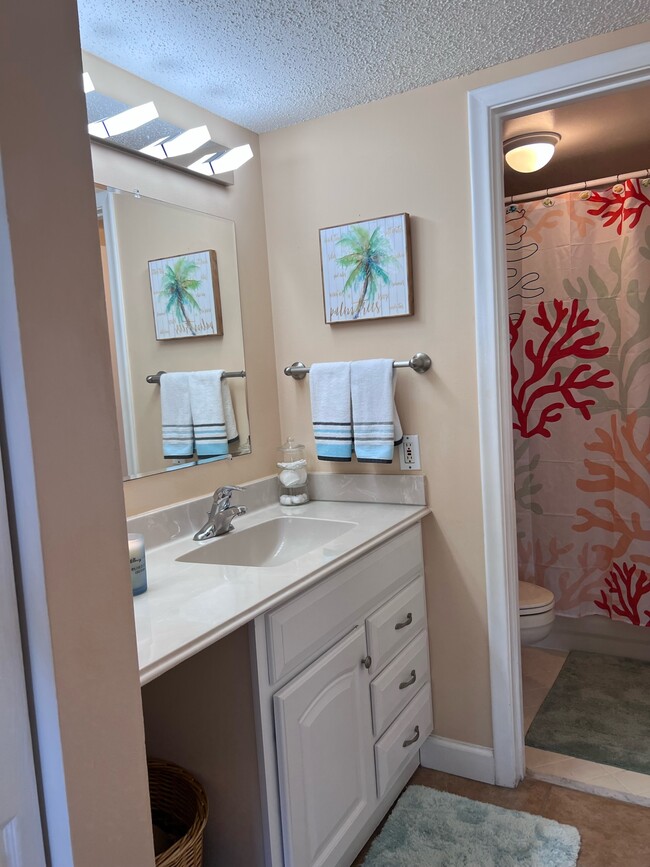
526 650 650 775
362 785 579 866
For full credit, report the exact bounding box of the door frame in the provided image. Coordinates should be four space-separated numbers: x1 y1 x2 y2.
467 41 650 787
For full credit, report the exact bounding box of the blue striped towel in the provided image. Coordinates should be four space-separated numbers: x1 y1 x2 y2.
351 359 401 463
188 370 229 458
310 362 353 461
160 372 193 458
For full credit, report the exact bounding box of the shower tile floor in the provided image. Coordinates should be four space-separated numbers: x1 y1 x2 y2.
523 646 650 805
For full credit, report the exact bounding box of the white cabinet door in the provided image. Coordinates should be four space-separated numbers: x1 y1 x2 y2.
274 628 375 867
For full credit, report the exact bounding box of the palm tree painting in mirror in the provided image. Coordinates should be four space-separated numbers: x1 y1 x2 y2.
320 213 413 323
148 249 223 339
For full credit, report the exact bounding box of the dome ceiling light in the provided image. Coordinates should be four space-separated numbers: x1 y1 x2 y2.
503 131 561 173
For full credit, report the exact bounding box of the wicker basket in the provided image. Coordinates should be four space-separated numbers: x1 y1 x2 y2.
148 758 209 867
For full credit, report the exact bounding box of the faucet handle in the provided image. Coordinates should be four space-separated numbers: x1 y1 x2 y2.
213 485 244 507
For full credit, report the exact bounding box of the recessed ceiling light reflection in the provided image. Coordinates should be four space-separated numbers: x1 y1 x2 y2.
209 144 254 174
188 144 254 176
140 125 211 159
88 102 158 139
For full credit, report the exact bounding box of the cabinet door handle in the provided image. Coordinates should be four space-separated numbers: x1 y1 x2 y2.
399 669 417 690
395 612 413 630
361 655 372 670
402 725 420 748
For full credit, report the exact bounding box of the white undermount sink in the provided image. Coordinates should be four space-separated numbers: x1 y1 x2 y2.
176 515 357 568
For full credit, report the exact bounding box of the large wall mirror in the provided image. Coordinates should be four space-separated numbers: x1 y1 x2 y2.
96 186 251 480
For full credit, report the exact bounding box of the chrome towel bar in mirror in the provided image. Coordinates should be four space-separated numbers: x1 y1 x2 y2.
146 370 246 384
283 353 432 380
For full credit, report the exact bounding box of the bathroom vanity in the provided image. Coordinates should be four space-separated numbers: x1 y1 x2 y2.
132 481 431 867
252 523 431 867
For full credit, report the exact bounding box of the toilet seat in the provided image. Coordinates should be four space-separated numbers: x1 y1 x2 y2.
518 581 554 615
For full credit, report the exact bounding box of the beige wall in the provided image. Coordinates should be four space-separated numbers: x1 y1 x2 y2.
0 2 154 864
85 54 282 515
107 193 249 475
260 22 650 748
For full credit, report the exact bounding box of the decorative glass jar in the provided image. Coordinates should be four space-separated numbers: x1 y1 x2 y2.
277 437 309 506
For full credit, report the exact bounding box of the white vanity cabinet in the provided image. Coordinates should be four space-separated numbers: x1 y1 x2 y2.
274 628 376 867
251 522 432 867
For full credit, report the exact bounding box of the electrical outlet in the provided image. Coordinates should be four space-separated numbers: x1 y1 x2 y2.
399 435 421 470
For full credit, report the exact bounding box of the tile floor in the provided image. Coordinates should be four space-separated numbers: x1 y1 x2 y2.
522 646 650 805
353 767 650 866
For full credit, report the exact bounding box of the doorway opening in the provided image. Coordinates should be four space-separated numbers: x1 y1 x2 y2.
504 84 650 802
468 41 650 790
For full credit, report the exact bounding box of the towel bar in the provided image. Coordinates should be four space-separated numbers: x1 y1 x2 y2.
146 370 246 384
283 353 432 381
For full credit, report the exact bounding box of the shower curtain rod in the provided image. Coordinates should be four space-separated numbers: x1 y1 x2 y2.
505 167 650 205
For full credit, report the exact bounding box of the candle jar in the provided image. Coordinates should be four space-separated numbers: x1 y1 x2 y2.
277 437 309 506
128 533 148 596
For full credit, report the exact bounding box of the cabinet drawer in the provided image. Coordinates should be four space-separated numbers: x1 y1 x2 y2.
370 630 430 737
266 525 423 683
366 577 426 674
374 683 433 799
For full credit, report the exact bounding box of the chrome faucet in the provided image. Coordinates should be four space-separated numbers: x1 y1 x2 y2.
193 485 247 541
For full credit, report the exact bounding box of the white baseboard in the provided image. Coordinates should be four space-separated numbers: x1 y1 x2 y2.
538 615 650 662
420 735 496 785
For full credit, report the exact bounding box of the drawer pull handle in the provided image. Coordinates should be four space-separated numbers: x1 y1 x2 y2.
399 670 417 690
395 613 413 630
402 725 420 748
361 655 372 669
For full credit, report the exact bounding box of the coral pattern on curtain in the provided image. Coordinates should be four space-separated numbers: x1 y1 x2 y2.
507 178 650 625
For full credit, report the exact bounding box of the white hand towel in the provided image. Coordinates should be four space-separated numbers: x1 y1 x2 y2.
160 372 193 458
221 380 239 445
351 359 401 463
188 370 228 458
310 362 353 461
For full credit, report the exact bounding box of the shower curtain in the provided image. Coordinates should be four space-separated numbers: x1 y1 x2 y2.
507 178 650 625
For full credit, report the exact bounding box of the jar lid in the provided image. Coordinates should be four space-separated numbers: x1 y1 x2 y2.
278 436 305 461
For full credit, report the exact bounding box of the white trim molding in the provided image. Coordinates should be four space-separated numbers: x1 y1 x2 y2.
467 41 650 789
540 614 650 663
420 736 495 786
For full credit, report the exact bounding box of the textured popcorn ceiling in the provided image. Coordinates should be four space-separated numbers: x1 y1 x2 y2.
77 0 648 133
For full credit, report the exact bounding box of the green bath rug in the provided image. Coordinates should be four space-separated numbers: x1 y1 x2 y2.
526 650 650 775
362 785 580 866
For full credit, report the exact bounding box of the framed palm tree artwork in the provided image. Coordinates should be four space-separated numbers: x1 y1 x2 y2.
148 249 223 340
319 213 413 323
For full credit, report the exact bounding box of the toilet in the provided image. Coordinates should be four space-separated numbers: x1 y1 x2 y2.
518 581 555 646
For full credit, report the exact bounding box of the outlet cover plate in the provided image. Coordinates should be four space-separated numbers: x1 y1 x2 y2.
399 435 421 470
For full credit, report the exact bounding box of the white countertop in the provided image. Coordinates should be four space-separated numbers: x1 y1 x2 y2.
134 499 429 684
